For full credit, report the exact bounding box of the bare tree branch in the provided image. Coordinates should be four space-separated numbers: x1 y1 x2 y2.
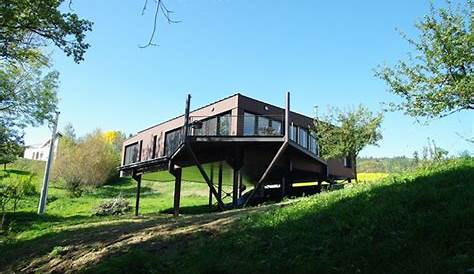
140 0 180 48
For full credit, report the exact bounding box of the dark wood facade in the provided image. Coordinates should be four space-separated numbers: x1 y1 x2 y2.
119 93 355 215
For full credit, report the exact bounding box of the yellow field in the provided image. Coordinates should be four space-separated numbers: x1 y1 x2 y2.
357 172 389 183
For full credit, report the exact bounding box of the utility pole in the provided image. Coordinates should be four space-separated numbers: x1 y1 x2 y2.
38 111 60 214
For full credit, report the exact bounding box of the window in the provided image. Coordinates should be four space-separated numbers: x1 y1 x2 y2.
205 117 218 136
193 113 231 136
244 112 283 136
218 113 231 136
165 128 183 156
124 143 139 165
309 133 318 155
152 135 157 158
271 120 282 135
257 116 270 135
298 127 308 148
244 112 256 136
290 125 298 142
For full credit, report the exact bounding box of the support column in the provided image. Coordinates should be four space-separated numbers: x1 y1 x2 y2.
238 172 243 198
133 172 142 217
173 168 182 217
218 162 223 201
281 176 286 200
208 165 214 208
232 168 240 207
230 148 243 208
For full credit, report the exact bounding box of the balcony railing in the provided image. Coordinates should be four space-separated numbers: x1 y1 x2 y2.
163 113 319 158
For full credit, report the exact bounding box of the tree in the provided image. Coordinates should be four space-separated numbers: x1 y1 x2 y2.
140 0 179 47
375 0 473 119
53 128 122 196
0 58 58 127
0 173 35 231
313 105 383 181
0 0 93 64
0 125 23 169
0 57 59 165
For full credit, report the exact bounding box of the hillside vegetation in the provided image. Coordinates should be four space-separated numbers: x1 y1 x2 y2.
0 157 472 273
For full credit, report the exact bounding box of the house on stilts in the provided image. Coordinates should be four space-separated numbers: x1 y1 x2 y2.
119 93 355 216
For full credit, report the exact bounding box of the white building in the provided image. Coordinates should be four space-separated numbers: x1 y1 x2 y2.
23 135 60 161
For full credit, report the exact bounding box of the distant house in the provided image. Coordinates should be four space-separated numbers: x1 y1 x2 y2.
23 134 61 161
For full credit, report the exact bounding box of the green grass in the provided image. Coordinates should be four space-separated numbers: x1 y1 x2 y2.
1 158 473 273
143 161 255 187
0 159 232 244
81 158 474 274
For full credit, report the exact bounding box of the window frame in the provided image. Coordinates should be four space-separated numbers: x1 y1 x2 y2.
243 111 283 136
123 142 140 165
164 127 184 156
298 127 309 148
193 112 232 136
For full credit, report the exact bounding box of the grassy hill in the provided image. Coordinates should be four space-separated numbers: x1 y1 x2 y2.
0 157 472 273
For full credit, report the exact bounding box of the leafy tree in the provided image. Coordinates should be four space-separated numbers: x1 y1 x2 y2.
413 151 420 166
53 128 122 196
103 130 126 152
0 126 23 169
0 0 93 64
375 0 473 119
0 173 35 231
313 105 383 180
0 57 58 166
417 138 449 162
0 58 58 126
62 123 76 141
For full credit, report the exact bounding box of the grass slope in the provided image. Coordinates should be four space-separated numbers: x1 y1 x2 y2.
82 158 474 274
1 159 230 244
0 158 472 273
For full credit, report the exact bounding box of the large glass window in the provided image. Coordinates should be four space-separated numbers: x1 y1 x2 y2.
124 143 139 165
165 128 183 156
193 113 231 136
290 125 298 142
244 112 256 136
244 112 283 136
309 133 318 155
271 120 282 135
298 127 308 148
218 113 231 136
257 116 270 135
205 117 218 136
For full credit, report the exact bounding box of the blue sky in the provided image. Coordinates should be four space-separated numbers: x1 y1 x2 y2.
25 0 473 157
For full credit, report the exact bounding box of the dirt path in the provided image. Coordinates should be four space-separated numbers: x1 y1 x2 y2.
2 205 280 274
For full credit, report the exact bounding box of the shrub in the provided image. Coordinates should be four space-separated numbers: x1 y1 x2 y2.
94 195 131 216
0 173 36 231
53 128 125 195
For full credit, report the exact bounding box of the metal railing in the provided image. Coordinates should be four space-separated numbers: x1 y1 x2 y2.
163 113 320 158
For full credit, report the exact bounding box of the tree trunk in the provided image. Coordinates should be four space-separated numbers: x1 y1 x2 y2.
3 163 6 171
0 207 5 231
353 156 358 183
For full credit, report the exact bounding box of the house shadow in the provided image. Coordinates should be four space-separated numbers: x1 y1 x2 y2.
160 204 220 215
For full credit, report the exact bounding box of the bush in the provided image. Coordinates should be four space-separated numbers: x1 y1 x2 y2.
53 128 125 195
0 173 36 231
94 195 131 216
